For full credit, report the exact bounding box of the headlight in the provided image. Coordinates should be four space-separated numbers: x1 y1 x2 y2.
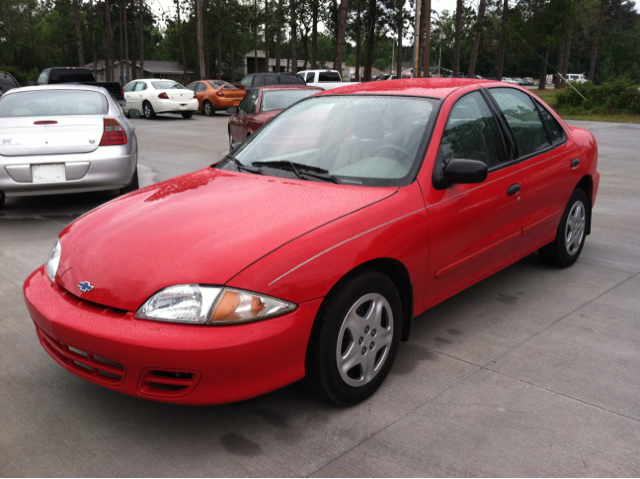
46 239 61 282
135 285 296 325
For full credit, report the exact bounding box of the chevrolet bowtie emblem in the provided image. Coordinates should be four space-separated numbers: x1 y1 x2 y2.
78 281 95 292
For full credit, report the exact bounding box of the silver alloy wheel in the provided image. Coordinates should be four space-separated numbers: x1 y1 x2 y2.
336 293 393 387
204 102 212 115
565 200 586 255
144 103 152 118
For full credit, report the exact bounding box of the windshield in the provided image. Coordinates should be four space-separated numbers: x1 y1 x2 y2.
152 81 185 90
261 89 319 112
225 95 438 187
0 90 108 117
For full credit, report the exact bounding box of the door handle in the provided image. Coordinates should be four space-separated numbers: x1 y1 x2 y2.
507 184 521 196
571 158 580 169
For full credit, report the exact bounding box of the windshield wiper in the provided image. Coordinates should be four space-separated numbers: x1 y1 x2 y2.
252 160 338 183
227 155 263 175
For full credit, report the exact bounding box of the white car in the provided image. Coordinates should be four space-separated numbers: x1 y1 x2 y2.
123 79 198 119
501 77 518 84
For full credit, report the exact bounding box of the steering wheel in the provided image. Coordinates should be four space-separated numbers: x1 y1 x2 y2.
372 144 413 168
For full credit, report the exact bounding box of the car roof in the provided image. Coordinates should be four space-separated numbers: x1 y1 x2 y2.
2 84 112 95
257 85 323 92
317 78 500 99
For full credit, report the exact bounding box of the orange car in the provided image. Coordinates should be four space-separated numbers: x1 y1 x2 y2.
185 80 247 116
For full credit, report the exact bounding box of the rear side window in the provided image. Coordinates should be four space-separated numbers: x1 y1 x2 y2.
0 90 108 117
48 69 95 83
440 91 507 169
196 83 207 92
37 71 48 85
239 75 253 88
185 83 197 91
534 99 565 145
318 71 341 82
280 74 306 85
134 82 147 91
489 87 551 158
124 82 136 92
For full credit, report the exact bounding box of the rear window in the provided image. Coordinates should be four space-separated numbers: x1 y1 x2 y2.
151 81 185 90
318 72 341 82
208 81 229 88
48 69 95 83
280 74 306 85
261 89 319 112
0 90 108 117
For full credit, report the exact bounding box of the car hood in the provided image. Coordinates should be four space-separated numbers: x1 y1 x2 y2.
56 168 397 311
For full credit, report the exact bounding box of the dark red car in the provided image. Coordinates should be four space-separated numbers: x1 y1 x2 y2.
227 85 323 149
24 79 599 407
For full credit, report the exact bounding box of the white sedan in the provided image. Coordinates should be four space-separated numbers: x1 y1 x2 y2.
123 79 198 119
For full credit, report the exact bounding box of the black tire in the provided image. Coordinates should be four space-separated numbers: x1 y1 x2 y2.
120 168 139 195
539 188 588 268
203 101 215 116
143 102 156 119
182 111 194 119
302 269 403 406
0 191 5 209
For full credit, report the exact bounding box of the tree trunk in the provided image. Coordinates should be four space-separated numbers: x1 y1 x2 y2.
395 0 402 78
216 0 222 79
275 0 283 71
588 0 606 82
90 0 98 75
289 0 297 72
355 3 361 81
302 26 309 69
139 0 145 79
452 0 462 77
105 0 114 81
496 0 508 80
265 0 270 71
177 0 188 83
124 0 130 82
333 0 349 77
422 0 431 77
254 0 258 73
311 0 318 69
418 0 427 76
467 0 485 77
119 0 124 84
537 45 549 90
554 34 566 88
363 0 375 81
204 1 209 79
231 39 236 81
560 22 574 87
72 0 85 66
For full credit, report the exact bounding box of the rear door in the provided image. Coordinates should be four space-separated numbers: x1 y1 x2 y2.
423 90 524 307
486 87 578 257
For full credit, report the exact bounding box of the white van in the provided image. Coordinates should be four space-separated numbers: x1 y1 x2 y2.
566 73 587 83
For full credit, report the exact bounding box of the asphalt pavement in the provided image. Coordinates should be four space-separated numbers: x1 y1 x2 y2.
1 113 638 476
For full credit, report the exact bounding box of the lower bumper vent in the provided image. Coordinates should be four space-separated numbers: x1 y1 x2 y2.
37 328 125 385
138 368 200 398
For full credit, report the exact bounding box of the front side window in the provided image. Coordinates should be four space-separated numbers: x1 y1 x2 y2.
124 81 136 92
185 83 197 91
239 90 258 115
37 71 48 85
440 91 507 169
0 90 108 117
489 87 551 158
224 95 438 186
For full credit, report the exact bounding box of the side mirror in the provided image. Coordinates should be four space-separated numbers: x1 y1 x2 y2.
27 80 36 86
226 107 238 114
443 159 488 186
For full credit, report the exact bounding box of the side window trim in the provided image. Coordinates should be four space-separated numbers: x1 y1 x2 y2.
531 97 567 148
478 88 514 163
481 87 519 160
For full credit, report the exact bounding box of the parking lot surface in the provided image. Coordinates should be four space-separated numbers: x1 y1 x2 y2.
1 114 639 476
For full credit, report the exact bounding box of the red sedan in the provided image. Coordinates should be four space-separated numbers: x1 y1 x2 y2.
24 79 599 406
227 85 323 149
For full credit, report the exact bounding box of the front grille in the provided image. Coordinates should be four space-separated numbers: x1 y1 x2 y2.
138 368 200 398
37 328 125 385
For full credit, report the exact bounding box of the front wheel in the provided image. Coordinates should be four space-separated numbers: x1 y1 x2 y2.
143 102 156 119
302 269 402 406
181 112 194 119
539 188 588 267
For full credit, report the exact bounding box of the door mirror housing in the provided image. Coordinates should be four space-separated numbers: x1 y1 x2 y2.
443 159 488 186
227 107 238 114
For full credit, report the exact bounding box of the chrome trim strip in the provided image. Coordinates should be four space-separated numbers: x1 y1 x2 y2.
269 208 425 285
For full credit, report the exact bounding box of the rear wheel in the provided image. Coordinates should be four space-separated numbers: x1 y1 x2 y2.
181 112 194 119
539 188 588 267
203 101 215 116
120 169 139 195
143 102 156 119
302 269 402 406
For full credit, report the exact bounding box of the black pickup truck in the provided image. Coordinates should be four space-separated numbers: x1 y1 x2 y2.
31 67 126 107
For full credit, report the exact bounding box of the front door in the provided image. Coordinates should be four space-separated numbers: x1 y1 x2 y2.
422 90 524 308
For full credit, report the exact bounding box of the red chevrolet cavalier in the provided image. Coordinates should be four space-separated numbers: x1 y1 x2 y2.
24 79 599 406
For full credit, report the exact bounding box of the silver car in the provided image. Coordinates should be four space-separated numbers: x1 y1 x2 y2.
0 84 138 208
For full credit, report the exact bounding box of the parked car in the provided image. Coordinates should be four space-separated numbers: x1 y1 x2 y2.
122 78 198 119
185 80 246 116
227 85 323 148
501 77 518 84
0 71 20 98
298 69 351 90
24 79 599 407
373 74 399 81
238 72 305 93
566 73 588 83
0 85 138 208
521 77 534 85
31 67 125 107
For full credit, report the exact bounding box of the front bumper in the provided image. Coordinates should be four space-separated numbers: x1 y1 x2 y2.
1 144 136 197
24 267 320 404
